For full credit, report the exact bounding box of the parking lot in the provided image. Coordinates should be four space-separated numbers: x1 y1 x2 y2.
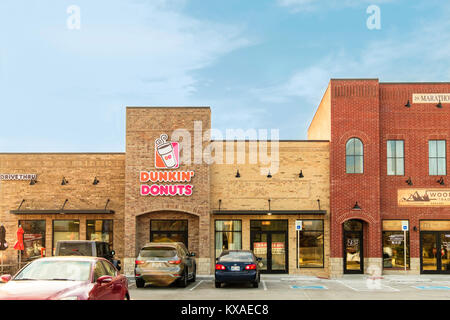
128 275 450 300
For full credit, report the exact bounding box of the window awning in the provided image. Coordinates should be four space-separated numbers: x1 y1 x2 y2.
212 210 326 216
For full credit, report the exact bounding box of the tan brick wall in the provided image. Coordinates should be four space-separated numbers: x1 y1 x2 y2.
0 153 125 268
307 83 331 141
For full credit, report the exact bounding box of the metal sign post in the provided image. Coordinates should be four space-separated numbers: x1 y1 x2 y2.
296 221 302 269
402 221 409 272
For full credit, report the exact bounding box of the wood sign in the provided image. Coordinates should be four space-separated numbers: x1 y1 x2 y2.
398 189 450 207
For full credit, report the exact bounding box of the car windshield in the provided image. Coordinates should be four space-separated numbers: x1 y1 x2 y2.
58 243 93 256
14 260 92 281
219 252 254 262
140 247 177 258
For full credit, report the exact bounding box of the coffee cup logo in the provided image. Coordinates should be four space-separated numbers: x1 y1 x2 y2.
155 134 179 169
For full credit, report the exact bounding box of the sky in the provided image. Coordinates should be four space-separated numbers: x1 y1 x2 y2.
0 0 449 152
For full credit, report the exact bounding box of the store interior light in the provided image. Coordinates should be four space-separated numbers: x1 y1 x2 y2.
353 202 361 210
405 100 411 108
235 169 240 178
406 177 413 186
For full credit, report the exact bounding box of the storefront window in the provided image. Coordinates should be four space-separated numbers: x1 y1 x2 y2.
20 220 45 261
52 220 80 255
382 220 410 269
87 220 113 249
297 220 324 268
150 220 188 248
215 220 242 259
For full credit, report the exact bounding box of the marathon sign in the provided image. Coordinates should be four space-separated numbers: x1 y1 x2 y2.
412 94 450 104
398 189 450 207
0 174 37 181
139 171 194 197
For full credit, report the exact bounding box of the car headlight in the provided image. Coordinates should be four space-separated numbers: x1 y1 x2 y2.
59 296 79 300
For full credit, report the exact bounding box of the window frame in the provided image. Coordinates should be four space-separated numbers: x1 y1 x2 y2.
214 220 243 261
19 220 46 261
381 219 410 270
387 140 405 176
429 140 447 176
296 219 325 269
150 219 189 249
346 138 364 174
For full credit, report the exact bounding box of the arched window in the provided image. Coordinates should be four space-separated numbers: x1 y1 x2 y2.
346 138 364 173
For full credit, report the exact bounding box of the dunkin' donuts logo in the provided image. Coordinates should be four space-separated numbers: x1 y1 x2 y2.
155 134 179 169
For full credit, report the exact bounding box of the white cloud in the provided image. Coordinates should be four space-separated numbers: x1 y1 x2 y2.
253 6 450 105
277 0 396 12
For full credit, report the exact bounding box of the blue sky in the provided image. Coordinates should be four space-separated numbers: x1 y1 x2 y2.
0 0 449 152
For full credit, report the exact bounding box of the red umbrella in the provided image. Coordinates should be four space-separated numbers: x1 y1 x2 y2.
13 226 24 251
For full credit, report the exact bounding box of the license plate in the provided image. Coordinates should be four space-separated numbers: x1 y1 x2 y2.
231 266 240 271
150 262 164 268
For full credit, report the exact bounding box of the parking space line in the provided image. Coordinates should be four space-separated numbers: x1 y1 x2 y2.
190 280 204 291
335 280 360 291
262 280 267 291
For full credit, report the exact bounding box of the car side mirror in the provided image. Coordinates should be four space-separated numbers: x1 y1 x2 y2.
0 275 11 283
96 275 113 285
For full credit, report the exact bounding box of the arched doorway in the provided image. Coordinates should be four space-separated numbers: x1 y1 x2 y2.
343 220 364 274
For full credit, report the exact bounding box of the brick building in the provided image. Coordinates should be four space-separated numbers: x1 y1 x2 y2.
309 79 450 277
0 107 330 277
2 79 449 278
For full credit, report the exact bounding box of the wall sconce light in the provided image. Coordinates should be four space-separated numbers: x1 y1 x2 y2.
30 178 37 185
267 171 272 178
413 226 418 232
235 170 241 178
406 177 413 186
437 100 443 109
299 170 304 178
353 202 361 210
61 177 69 185
405 100 411 108
93 177 100 185
437 177 445 185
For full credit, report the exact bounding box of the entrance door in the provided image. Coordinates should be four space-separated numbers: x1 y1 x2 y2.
420 232 450 274
250 220 288 274
343 220 364 274
251 232 287 273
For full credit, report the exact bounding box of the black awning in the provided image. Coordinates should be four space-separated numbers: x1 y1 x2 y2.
10 209 115 215
212 210 326 215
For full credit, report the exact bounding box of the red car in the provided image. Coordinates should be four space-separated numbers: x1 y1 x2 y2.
0 256 130 300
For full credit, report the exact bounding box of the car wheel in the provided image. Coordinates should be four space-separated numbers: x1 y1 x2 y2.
135 278 145 288
215 282 221 288
178 270 188 288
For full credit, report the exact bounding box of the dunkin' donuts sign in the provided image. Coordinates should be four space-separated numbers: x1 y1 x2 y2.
140 134 194 197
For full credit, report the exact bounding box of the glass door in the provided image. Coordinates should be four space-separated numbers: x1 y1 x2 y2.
251 231 288 273
421 232 450 274
343 220 364 274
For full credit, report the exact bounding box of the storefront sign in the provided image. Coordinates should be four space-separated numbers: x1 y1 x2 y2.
0 174 37 181
420 220 450 231
140 171 194 196
413 94 450 104
155 134 179 169
271 242 285 254
253 242 267 255
398 189 450 207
